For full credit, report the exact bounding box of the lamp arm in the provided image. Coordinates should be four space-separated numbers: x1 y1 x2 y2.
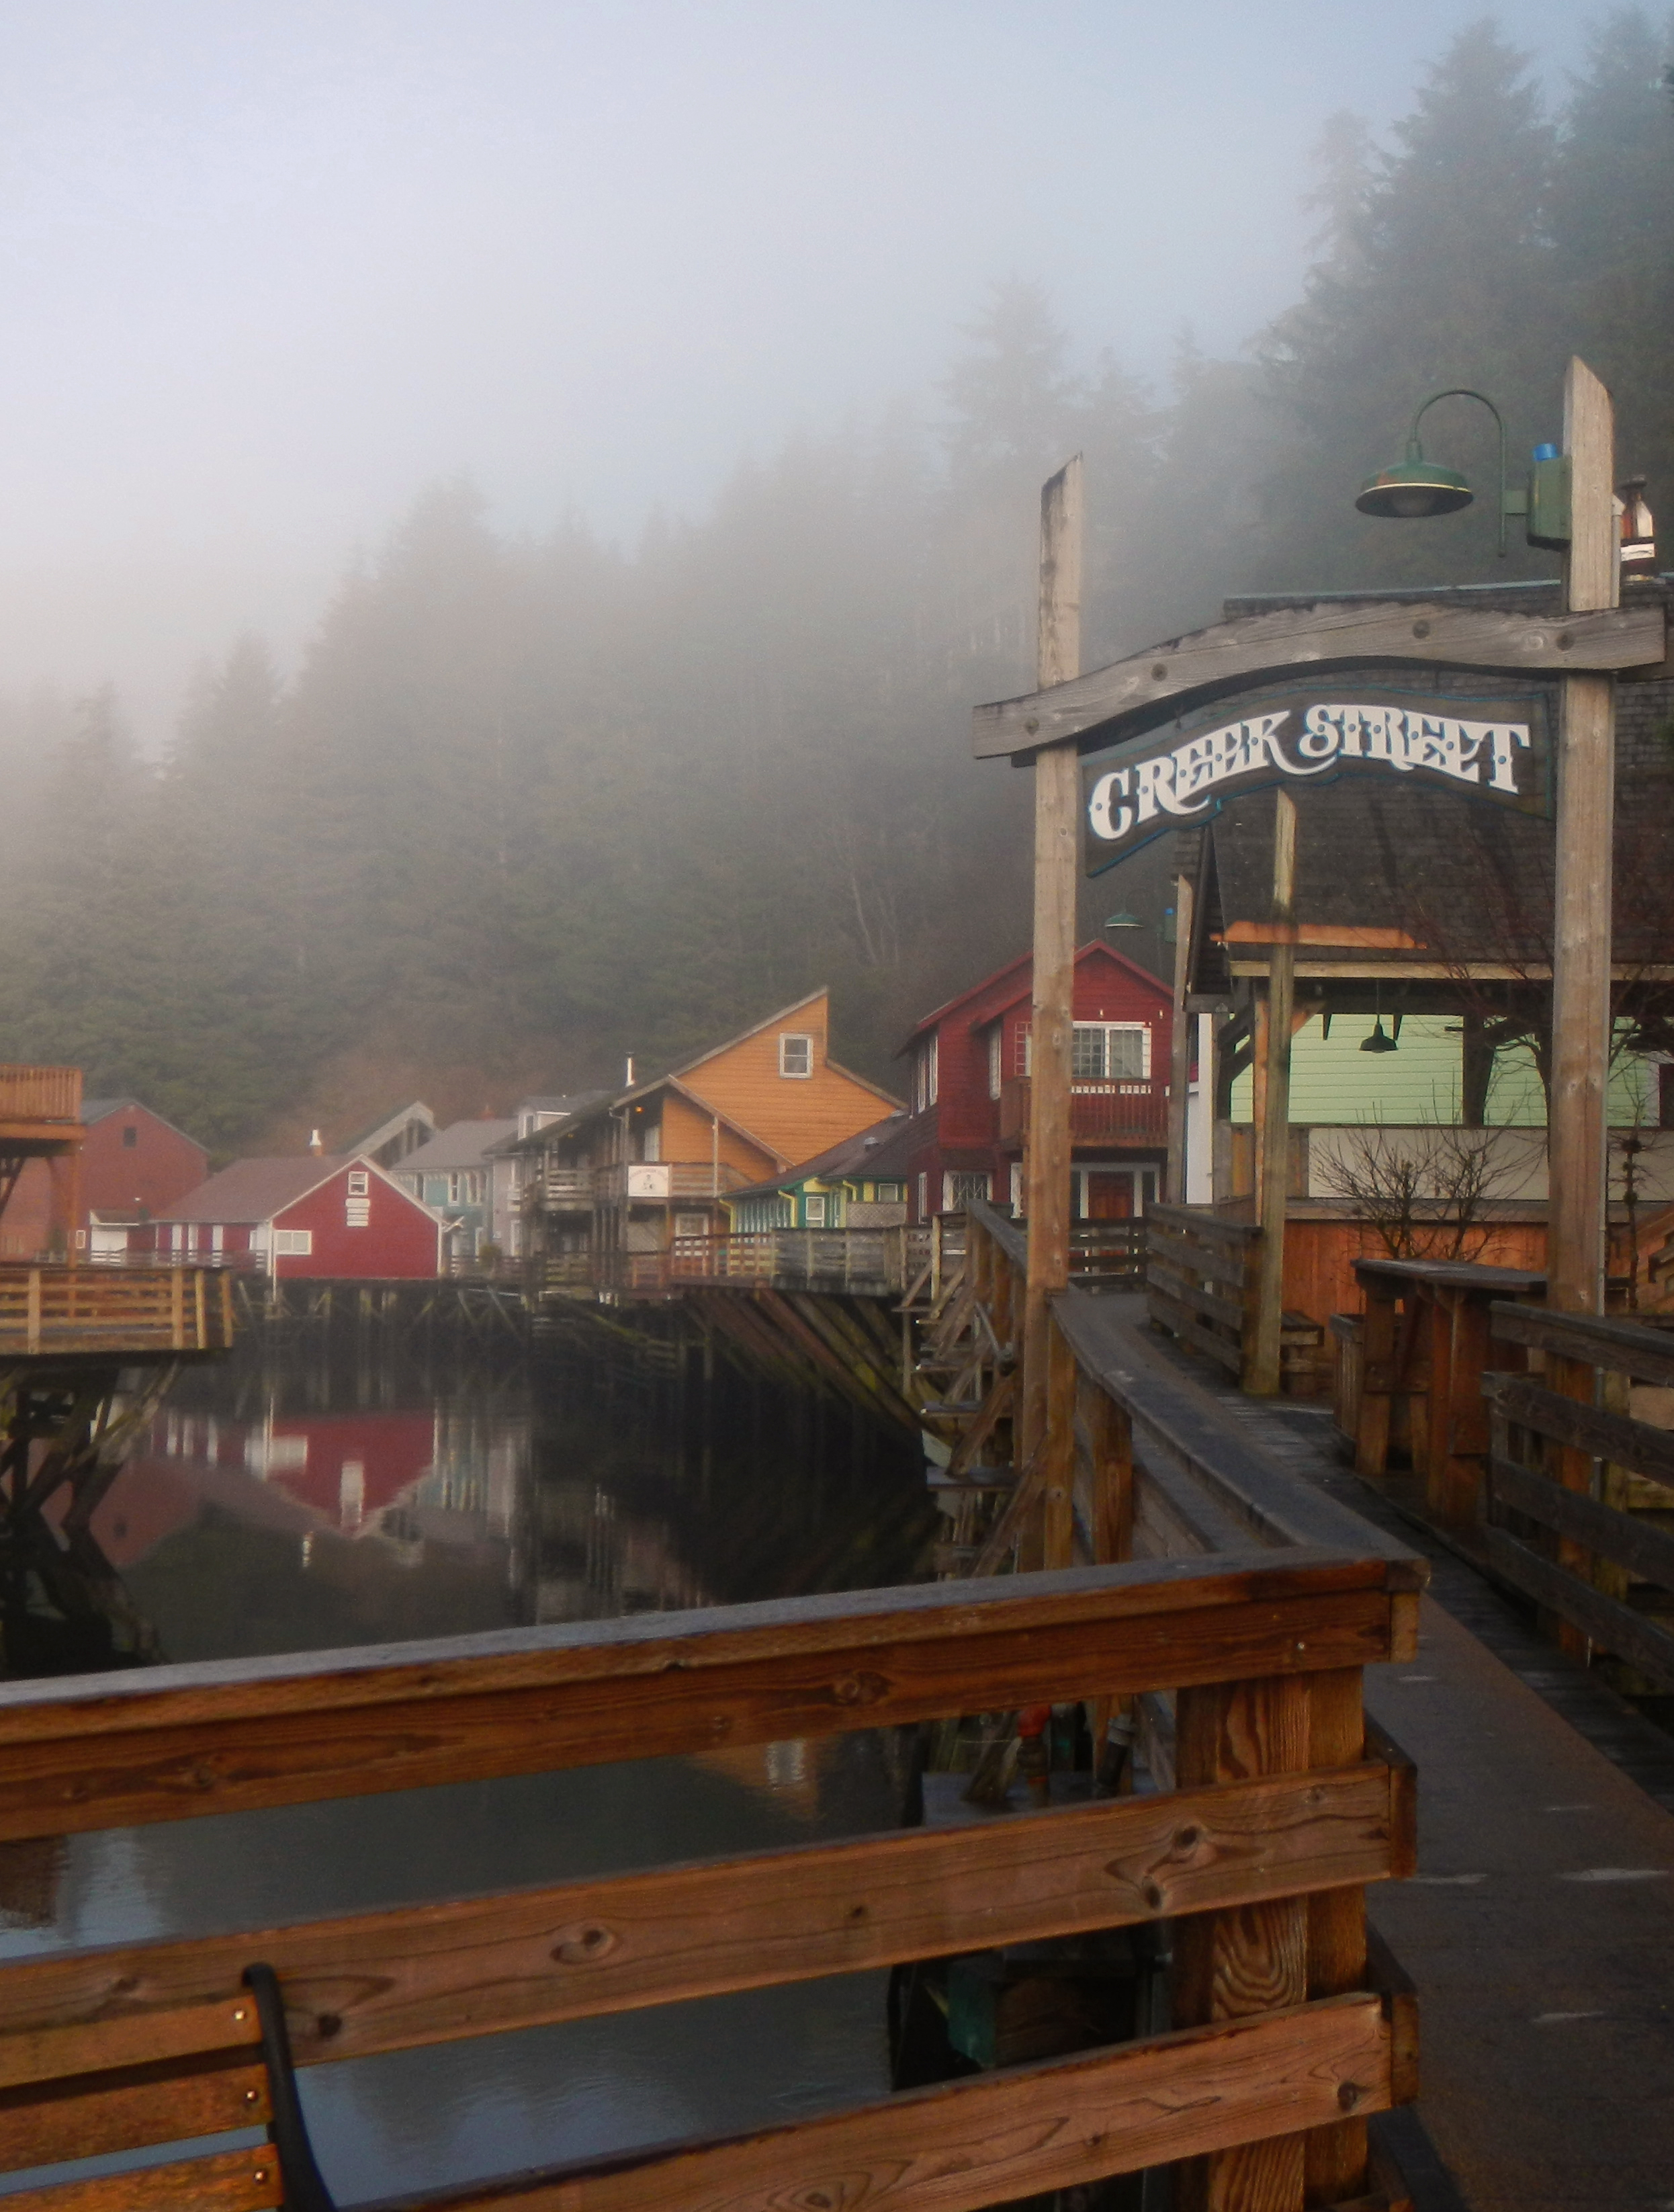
1405 388 1509 557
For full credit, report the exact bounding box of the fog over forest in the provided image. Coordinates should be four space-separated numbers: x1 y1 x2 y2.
0 7 1667 1152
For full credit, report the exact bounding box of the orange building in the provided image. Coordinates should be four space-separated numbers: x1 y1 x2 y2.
515 989 900 1291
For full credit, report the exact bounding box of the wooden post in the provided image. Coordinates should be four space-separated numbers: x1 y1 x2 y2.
1545 359 1618 1652
1166 871 1196 1201
1172 1672 1311 2212
1248 793 1298 1396
1304 1669 1368 2206
1020 457 1083 1567
1546 357 1616 1317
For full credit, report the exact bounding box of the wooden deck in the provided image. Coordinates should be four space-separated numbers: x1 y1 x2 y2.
0 1264 234 1357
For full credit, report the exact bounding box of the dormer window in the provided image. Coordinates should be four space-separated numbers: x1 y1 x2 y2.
779 1033 814 1078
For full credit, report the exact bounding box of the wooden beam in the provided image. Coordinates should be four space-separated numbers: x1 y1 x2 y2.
1021 457 1084 1522
971 597 1663 759
370 1996 1392 2212
1546 357 1617 1318
0 1554 1409 1841
1305 1670 1369 2205
0 1762 1401 2070
1250 793 1298 1397
0 2145 280 2212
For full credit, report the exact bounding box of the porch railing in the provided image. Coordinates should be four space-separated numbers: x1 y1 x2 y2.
999 1073 1168 1145
0 1264 235 1353
0 1064 81 1124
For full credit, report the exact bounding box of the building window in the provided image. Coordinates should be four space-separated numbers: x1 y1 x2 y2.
642 1123 661 1162
987 1026 1003 1099
1010 1162 1024 1213
916 1171 928 1223
122 1125 138 1149
348 1170 370 1195
273 1229 313 1257
673 1211 709 1239
779 1033 814 1078
915 1033 940 1113
943 1171 992 1212
876 1181 903 1202
1071 1023 1150 1080
1014 1021 1032 1078
804 1193 828 1226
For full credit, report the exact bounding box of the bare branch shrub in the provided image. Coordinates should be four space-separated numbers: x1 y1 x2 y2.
1315 1123 1517 1262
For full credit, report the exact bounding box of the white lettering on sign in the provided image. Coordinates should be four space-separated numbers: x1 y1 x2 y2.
1086 701 1532 847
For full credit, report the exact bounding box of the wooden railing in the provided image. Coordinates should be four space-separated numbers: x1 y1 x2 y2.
1483 1302 1674 1690
998 1072 1169 1145
606 1226 932 1296
0 1064 81 1124
0 1265 235 1354
0 1551 1417 2212
1145 1203 1262 1384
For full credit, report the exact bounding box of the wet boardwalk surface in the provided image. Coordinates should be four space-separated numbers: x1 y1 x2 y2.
1082 1294 1674 2212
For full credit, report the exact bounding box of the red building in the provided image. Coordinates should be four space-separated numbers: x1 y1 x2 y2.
1 1097 208 1260
142 1155 445 1277
893 941 1174 1222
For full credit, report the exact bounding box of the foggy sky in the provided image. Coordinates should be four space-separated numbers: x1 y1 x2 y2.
0 1 1592 739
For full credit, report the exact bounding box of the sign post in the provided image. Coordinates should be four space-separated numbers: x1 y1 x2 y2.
1021 458 1082 1570
1249 790 1298 1396
1547 357 1617 1316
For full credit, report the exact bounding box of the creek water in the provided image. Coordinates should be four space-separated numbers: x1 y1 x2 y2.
0 1326 936 2199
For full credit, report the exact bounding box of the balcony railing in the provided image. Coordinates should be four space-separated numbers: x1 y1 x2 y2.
0 1064 81 1125
593 1160 756 1203
0 1264 235 1353
998 1073 1168 1146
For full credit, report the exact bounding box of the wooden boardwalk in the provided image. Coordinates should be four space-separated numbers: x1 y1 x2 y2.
1077 1292 1674 2212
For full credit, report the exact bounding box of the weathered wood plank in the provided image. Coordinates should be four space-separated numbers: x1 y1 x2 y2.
1485 1374 1674 1488
1489 1302 1674 1385
0 1554 1405 1840
1147 1283 1245 1375
0 1996 259 2090
0 2053 268 2172
0 1764 1399 2072
1147 1253 1250 1332
1481 1525 1674 1689
388 1995 1391 2212
1489 1452 1674 1592
1305 1669 1368 2204
0 2146 280 2212
971 599 1664 759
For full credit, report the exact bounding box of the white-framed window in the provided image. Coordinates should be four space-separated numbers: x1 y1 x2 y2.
1071 1023 1150 1080
916 1171 928 1223
943 1171 992 1212
803 1193 828 1226
915 1033 939 1113
347 1171 369 1196
273 1229 313 1257
987 1025 1003 1099
1014 1021 1032 1078
673 1211 709 1238
447 1172 461 1203
876 1181 903 1202
779 1032 814 1078
642 1123 661 1162
1009 1161 1024 1213
211 1224 224 1254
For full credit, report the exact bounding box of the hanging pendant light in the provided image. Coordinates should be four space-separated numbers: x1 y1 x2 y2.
1361 1018 1399 1055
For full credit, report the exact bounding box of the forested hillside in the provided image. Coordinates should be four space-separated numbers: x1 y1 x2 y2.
0 15 1667 1154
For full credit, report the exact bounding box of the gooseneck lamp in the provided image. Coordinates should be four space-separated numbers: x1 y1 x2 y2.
1356 388 1516 556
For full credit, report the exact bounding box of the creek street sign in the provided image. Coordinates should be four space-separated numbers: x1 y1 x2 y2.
1082 679 1555 874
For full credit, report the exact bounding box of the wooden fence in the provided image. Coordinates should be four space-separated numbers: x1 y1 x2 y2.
0 1265 234 1355
0 1549 1417 2212
1483 1302 1674 1690
1145 1203 1262 1384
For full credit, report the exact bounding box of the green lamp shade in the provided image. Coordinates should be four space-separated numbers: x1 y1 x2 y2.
1360 1019 1399 1055
1356 461 1473 520
1104 911 1141 930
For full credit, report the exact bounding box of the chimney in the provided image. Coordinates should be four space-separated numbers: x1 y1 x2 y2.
625 1055 635 1088
308 1129 324 1155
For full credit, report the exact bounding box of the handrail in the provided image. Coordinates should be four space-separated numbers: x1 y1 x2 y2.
0 1065 81 1122
0 1549 1417 2212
